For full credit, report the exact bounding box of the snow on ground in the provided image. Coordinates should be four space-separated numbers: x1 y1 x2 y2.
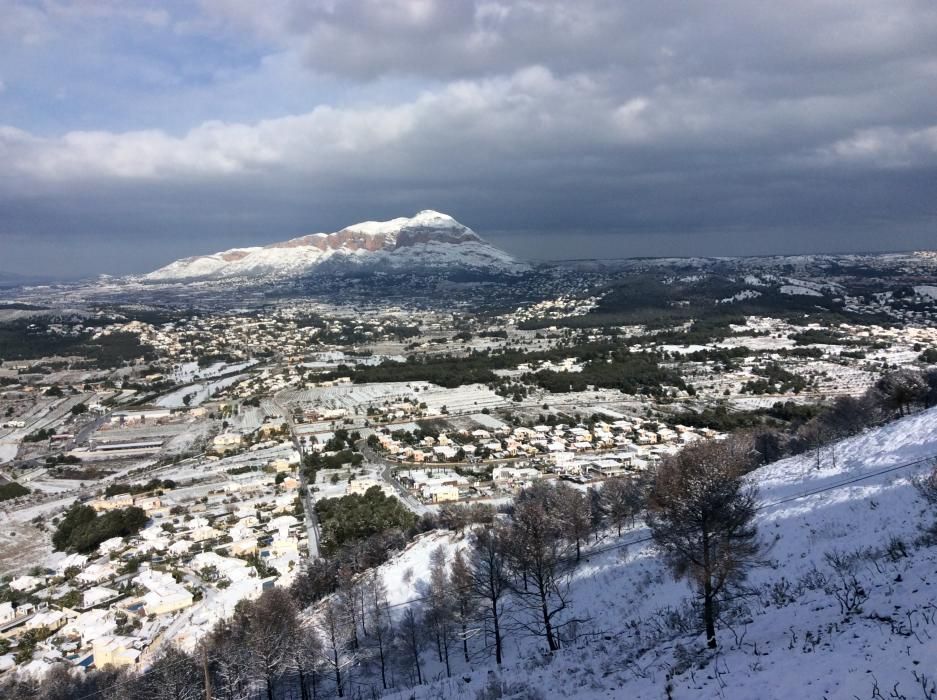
0 496 76 576
468 412 509 430
0 440 18 464
158 442 295 482
718 334 796 351
914 285 937 300
284 381 505 415
718 289 762 304
170 360 257 383
160 420 217 458
658 344 710 354
780 284 823 297
376 531 466 608
372 407 937 700
0 521 52 577
232 406 265 432
20 478 81 494
155 374 246 408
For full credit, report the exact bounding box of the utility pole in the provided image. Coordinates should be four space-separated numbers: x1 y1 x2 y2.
202 647 212 700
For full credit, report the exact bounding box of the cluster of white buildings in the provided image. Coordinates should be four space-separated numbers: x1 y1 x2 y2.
397 469 468 503
510 294 600 323
375 418 718 467
0 458 308 677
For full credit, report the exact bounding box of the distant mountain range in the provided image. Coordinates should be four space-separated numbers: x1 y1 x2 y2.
142 210 529 283
0 270 70 288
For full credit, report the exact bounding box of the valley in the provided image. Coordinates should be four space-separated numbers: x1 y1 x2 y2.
1 242 936 698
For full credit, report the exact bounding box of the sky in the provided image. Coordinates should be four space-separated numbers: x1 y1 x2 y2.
0 0 936 279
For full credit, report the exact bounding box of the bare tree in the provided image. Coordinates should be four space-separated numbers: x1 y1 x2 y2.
913 458 937 505
449 549 478 664
364 571 394 691
134 647 203 700
313 598 356 698
336 567 364 650
469 526 510 665
506 486 577 652
241 587 300 700
287 622 324 700
647 438 763 649
587 486 606 541
425 546 455 677
796 418 829 471
395 606 425 686
205 618 253 700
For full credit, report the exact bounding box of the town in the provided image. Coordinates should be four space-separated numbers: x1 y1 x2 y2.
2 252 937 688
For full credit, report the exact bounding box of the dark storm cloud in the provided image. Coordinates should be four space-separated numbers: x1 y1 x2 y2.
0 0 936 277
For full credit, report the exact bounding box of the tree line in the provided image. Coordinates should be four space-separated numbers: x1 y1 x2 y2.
51 504 148 554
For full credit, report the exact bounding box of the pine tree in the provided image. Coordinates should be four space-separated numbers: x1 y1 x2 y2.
554 482 591 561
647 438 762 649
601 477 643 536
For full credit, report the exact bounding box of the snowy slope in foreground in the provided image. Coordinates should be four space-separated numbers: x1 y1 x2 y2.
372 408 937 700
143 210 528 282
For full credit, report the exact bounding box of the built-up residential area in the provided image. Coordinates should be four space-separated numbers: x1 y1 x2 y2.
2 266 937 680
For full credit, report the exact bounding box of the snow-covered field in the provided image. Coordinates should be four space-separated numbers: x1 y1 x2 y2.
353 408 937 699
283 381 505 415
780 284 823 297
155 373 247 408
159 420 217 458
0 440 18 464
718 289 762 304
170 360 257 383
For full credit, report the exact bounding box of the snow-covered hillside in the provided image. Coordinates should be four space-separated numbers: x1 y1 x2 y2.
142 210 528 282
362 408 937 699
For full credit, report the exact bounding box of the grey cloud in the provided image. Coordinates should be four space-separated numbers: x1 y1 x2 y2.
1 0 937 277
203 0 937 85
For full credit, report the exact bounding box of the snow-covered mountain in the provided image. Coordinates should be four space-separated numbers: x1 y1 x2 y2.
143 210 527 282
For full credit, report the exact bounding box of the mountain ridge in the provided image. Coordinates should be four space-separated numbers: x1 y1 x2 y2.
142 210 528 282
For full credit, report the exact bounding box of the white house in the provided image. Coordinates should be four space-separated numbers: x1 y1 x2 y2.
82 586 119 609
136 570 194 617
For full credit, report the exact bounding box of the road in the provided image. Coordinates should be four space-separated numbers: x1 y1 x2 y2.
1 394 93 466
274 393 436 537
357 440 430 515
274 399 322 559
70 414 106 450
